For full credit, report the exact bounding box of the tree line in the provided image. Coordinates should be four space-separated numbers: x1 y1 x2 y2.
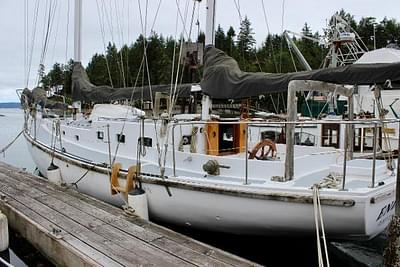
41 10 400 98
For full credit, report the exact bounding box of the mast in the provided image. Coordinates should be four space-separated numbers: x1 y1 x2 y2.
72 0 82 117
74 0 82 63
283 31 312 71
205 0 216 46
201 0 216 120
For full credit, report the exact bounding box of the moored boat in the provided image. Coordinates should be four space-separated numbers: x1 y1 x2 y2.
21 0 400 240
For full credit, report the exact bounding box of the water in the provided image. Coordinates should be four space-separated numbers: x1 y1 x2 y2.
0 108 348 266
0 109 35 171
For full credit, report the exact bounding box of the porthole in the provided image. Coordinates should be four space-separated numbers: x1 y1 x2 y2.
97 131 104 140
117 134 125 143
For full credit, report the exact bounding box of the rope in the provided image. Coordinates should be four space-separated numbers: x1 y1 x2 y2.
288 43 298 72
373 86 394 170
108 0 163 165
24 0 28 86
261 0 278 73
95 0 114 87
70 167 93 189
1 130 24 156
50 3 62 65
64 0 70 63
279 0 286 73
168 0 191 116
169 0 197 117
0 255 14 267
312 185 330 267
190 126 198 153
26 0 40 87
270 94 278 114
37 0 58 86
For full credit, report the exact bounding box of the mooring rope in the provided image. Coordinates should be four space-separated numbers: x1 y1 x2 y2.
312 185 330 267
0 130 24 157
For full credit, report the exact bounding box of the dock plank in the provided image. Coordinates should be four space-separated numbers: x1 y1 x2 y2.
0 172 191 267
0 162 260 266
0 191 121 267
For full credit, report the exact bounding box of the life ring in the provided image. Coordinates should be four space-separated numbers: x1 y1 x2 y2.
248 139 277 160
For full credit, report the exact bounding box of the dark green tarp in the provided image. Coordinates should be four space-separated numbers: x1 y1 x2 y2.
71 63 193 103
200 46 400 99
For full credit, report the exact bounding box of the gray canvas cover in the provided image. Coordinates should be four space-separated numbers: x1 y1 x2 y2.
200 46 400 99
21 87 66 109
72 63 192 103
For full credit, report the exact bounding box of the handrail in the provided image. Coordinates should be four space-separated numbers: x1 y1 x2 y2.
169 118 400 190
169 118 400 127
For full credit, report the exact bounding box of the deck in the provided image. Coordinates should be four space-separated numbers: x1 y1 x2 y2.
0 162 259 267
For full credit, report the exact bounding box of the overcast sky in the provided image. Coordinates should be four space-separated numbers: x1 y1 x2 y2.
0 0 399 102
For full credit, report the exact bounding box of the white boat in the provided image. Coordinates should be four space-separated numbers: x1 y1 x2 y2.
21 0 400 240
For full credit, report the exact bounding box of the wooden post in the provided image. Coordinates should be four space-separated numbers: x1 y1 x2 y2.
384 121 400 266
285 80 354 181
285 85 297 180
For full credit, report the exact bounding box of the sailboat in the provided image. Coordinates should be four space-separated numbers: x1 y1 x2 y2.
21 0 400 239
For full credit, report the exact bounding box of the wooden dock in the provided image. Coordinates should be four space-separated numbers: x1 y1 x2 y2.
0 162 259 267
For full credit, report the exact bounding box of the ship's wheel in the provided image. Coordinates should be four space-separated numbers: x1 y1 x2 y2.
248 139 277 160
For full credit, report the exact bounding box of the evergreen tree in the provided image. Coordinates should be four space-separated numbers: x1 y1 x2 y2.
197 31 205 44
237 16 256 56
86 53 110 86
215 25 226 50
225 26 236 56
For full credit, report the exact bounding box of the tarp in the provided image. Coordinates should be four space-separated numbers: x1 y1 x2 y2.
72 63 193 102
356 48 400 64
21 87 67 109
200 46 400 100
89 104 145 120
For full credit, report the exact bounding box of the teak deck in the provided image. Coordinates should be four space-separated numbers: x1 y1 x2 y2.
0 162 259 267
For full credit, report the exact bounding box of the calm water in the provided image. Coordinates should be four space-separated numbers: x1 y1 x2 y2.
0 109 351 267
0 109 35 171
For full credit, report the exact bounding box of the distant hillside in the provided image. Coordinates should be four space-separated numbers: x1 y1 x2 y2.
0 102 21 108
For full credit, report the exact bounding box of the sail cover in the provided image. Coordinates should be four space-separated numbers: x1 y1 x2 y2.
72 63 193 102
200 46 400 99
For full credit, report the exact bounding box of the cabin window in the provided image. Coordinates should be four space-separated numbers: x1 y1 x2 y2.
62 130 66 135
138 137 152 147
160 98 168 110
294 132 315 146
75 135 79 141
97 131 104 140
261 131 279 142
143 101 152 110
117 134 126 143
219 124 235 154
321 124 340 148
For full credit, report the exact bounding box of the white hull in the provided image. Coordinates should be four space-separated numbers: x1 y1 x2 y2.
25 132 395 239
